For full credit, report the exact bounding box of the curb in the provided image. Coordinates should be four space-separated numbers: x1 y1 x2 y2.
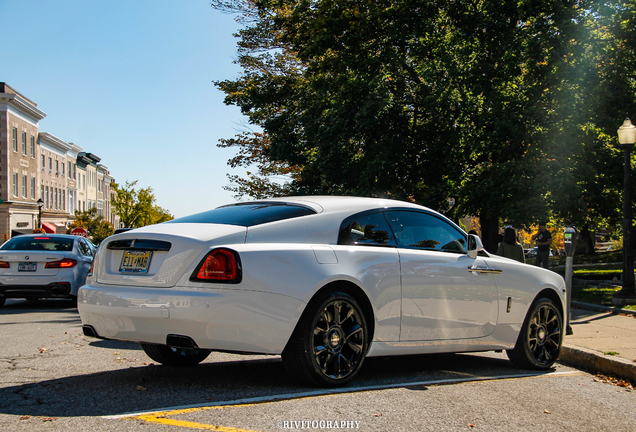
571 301 636 317
559 345 636 383
561 301 636 382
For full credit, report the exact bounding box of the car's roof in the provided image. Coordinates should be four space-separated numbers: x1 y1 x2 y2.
9 234 78 239
228 196 429 215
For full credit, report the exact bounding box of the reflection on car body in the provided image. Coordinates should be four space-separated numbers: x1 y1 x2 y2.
78 196 567 387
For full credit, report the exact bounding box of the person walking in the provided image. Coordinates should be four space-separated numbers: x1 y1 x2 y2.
531 222 552 268
496 227 525 263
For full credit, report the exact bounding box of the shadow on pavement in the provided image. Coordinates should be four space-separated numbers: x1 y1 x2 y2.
0 352 537 418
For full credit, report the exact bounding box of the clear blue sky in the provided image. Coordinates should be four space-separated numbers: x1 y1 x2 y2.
1 0 250 218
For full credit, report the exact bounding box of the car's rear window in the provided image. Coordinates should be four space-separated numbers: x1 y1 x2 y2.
0 237 74 251
167 203 316 227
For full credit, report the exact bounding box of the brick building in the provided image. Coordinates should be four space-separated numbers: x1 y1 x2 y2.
0 83 116 238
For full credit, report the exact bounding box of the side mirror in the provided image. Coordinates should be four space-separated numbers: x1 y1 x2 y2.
467 234 484 259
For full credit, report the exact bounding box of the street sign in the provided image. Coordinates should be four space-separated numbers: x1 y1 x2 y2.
71 227 88 237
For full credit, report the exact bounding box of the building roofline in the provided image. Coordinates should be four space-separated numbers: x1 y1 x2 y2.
0 92 46 121
38 132 72 152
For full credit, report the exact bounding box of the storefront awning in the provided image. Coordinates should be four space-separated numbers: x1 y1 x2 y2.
42 223 56 234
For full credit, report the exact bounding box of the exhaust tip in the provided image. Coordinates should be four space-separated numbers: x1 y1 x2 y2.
82 325 101 338
166 334 198 349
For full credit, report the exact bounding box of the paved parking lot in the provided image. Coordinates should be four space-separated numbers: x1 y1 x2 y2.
1 299 635 431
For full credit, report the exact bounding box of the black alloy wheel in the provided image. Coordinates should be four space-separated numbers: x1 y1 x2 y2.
283 292 369 387
507 298 563 370
140 343 211 366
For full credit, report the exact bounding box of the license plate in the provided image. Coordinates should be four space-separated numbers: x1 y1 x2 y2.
18 263 37 272
119 250 153 273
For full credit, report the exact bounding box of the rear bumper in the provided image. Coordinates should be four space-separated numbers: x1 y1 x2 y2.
0 282 72 299
78 284 306 355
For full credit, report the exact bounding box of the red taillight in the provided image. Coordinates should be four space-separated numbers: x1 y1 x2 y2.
0 261 9 268
45 258 77 269
192 249 241 282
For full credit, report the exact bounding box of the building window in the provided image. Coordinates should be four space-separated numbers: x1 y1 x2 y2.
12 173 18 196
12 128 17 151
61 163 65 177
48 157 52 173
21 132 27 155
55 160 59 175
45 186 49 208
73 163 76 180
30 136 35 158
22 175 27 197
54 188 58 210
31 177 35 199
41 155 45 171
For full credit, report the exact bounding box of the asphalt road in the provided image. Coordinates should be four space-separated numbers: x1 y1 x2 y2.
1 298 635 431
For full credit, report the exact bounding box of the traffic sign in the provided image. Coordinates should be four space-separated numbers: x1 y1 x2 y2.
71 227 88 237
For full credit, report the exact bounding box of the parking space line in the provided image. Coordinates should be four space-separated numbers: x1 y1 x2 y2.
109 370 583 430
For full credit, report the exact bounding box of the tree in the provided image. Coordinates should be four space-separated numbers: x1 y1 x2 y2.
213 1 636 252
111 180 174 228
67 208 113 245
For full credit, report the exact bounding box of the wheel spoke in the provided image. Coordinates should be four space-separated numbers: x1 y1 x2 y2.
332 302 341 326
314 344 328 356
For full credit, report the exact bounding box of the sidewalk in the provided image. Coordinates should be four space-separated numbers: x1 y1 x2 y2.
559 301 636 382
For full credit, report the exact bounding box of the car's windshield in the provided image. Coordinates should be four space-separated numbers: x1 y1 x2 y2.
167 203 316 227
0 236 74 252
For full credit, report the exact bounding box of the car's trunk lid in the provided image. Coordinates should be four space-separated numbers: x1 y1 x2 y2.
0 251 72 277
94 223 246 288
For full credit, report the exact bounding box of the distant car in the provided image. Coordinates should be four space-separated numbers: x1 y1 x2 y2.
79 196 566 387
0 234 96 306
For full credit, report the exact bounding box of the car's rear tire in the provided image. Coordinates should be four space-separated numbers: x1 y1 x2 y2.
140 343 211 366
0 297 5 307
282 291 369 387
507 298 563 370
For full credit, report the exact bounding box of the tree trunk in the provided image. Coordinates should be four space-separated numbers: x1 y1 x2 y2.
579 223 596 255
479 215 500 254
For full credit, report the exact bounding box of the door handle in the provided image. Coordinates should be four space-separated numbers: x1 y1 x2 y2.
468 265 502 274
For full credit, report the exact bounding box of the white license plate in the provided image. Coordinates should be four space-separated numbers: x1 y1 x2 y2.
119 251 153 273
18 263 37 272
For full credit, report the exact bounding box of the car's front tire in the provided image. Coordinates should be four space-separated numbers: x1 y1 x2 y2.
140 343 212 366
507 298 563 370
282 291 369 387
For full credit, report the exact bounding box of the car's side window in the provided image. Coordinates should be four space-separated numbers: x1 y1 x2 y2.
338 212 396 247
77 239 92 256
385 211 466 254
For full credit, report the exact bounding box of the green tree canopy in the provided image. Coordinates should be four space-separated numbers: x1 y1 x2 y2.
111 180 174 228
67 208 113 245
214 0 636 252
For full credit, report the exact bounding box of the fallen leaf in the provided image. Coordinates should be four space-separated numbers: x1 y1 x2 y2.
19 415 30 420
41 417 58 422
544 410 551 414
469 424 475 428
113 352 121 355
136 386 147 391
39 348 49 353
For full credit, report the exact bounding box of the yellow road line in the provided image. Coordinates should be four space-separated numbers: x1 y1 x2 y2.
122 370 584 430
